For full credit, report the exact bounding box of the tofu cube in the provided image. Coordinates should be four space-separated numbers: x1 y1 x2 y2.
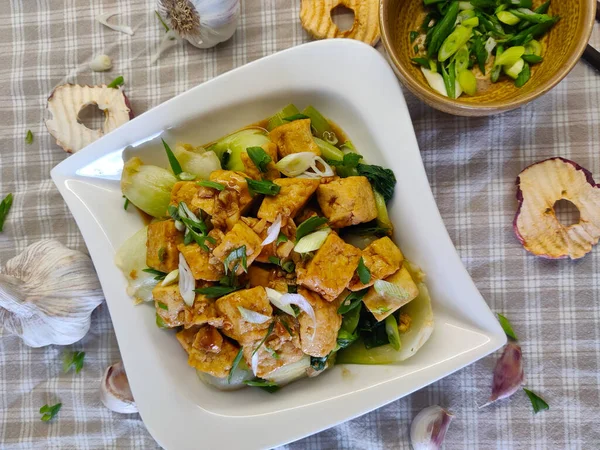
348 237 404 291
170 181 201 213
316 176 378 228
187 326 240 378
297 232 362 302
215 286 273 344
363 266 419 322
297 288 342 357
177 229 224 281
184 294 225 329
257 178 320 223
240 142 280 181
146 219 183 272
152 283 187 328
212 221 263 275
206 170 254 230
269 119 321 158
191 185 218 216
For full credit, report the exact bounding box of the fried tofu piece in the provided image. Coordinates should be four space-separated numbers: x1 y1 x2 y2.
297 232 361 302
247 265 292 293
202 170 254 230
146 219 183 273
363 266 419 321
177 229 224 281
257 178 320 223
215 286 273 344
240 142 280 181
250 217 296 264
152 284 187 328
212 222 263 275
242 317 303 379
316 176 378 228
191 185 218 216
348 237 404 291
184 294 224 329
269 119 321 158
187 326 240 378
176 327 198 353
297 288 342 357
170 181 202 213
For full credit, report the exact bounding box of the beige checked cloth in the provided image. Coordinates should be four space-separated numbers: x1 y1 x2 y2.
1 0 600 448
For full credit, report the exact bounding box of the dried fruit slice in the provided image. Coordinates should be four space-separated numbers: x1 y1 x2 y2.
514 157 600 259
300 0 380 46
45 84 133 153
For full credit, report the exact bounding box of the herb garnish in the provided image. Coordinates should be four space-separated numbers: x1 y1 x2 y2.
251 322 275 357
523 388 549 413
310 355 329 371
123 196 130 210
0 193 13 232
157 302 169 310
228 349 244 384
162 138 183 176
246 178 280 196
194 285 239 298
197 180 225 191
25 130 33 144
246 146 272 173
410 30 419 42
142 268 167 280
156 313 168 328
157 247 166 262
276 232 288 245
338 289 368 314
243 379 279 393
168 203 214 251
497 313 518 340
295 216 328 242
357 257 371 284
223 246 247 274
357 164 397 203
282 113 310 122
268 256 281 265
107 76 124 89
40 403 61 422
63 351 85 374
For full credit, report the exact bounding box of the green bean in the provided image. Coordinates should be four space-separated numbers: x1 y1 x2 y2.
514 61 531 87
427 1 460 58
438 25 472 61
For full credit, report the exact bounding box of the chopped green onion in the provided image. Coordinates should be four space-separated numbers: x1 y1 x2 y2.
246 146 272 173
524 39 543 56
237 306 270 324
413 44 419 53
473 34 487 74
294 229 330 253
142 268 167 280
458 70 477 96
244 379 279 393
156 313 168 328
514 61 531 87
282 113 310 122
25 130 33 144
505 58 525 79
438 25 472 62
63 351 85 374
155 10 169 32
246 178 280 196
197 180 225 191
385 315 401 351
453 46 470 73
522 54 543 64
497 313 518 340
461 16 479 27
338 289 368 314
252 322 275 357
523 388 549 413
374 280 409 301
223 245 247 275
357 257 371 284
497 10 520 25
495 46 525 66
268 256 281 265
162 139 183 176
107 76 124 89
427 1 460 58
410 30 419 42
178 172 196 181
281 260 295 273
420 67 448 97
0 193 13 232
276 232 288 245
411 57 431 68
296 216 328 242
491 45 504 82
157 302 169 310
195 285 239 298
123 196 130 210
228 349 244 384
40 403 62 422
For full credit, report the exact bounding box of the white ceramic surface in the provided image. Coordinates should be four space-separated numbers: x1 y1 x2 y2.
51 39 506 449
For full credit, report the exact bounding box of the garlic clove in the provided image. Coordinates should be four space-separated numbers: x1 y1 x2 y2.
410 405 453 450
89 54 112 72
0 240 104 347
485 342 525 406
100 361 138 414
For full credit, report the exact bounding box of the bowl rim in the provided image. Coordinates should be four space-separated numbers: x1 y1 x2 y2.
379 0 597 115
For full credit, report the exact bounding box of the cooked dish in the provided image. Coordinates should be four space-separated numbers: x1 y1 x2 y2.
115 104 434 392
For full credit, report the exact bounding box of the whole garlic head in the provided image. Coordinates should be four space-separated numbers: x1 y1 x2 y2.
100 361 138 414
0 240 104 347
158 0 240 49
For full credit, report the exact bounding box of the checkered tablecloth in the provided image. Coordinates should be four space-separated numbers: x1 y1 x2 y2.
2 0 600 448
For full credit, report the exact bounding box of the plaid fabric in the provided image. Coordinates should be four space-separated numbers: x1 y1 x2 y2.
1 0 599 448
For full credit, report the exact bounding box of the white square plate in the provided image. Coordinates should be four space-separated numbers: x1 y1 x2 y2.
51 39 506 449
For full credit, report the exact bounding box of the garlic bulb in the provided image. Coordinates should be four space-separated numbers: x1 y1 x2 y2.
100 361 138 414
0 240 104 347
89 54 112 72
410 405 453 450
158 0 240 49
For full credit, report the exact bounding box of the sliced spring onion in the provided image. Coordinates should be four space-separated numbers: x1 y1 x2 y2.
524 39 542 56
485 37 497 58
265 287 296 316
174 220 185 232
237 306 271 324
322 131 338 145
178 172 196 181
497 10 520 25
505 58 525 79
279 293 317 339
178 253 195 306
385 315 401 351
374 279 410 301
275 152 314 177
262 214 282 246
294 229 331 253
458 70 477 96
313 137 344 161
298 156 335 179
453 46 470 73
161 269 179 286
438 25 472 62
458 1 474 10
420 67 448 97
461 16 479 27
494 46 525 66
251 351 260 376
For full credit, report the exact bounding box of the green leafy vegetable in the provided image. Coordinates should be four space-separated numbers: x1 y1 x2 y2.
338 289 368 314
410 30 419 42
356 164 397 203
40 403 62 422
0 193 13 232
244 379 280 393
25 130 33 144
357 257 371 284
246 178 280 196
162 139 183 176
63 351 85 374
282 113 310 122
195 285 240 298
267 104 300 130
497 313 518 340
295 216 328 242
246 146 272 173
157 302 168 310
142 268 167 280
107 76 124 89
228 349 244 384
197 180 225 191
523 388 549 413
223 246 247 275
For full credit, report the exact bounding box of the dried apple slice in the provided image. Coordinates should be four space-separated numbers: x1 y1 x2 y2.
45 84 133 153
514 157 600 259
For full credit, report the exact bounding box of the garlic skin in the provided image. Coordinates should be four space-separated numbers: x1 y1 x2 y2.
0 240 104 347
100 361 138 414
89 54 112 72
410 405 454 450
97 12 134 36
158 0 240 49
